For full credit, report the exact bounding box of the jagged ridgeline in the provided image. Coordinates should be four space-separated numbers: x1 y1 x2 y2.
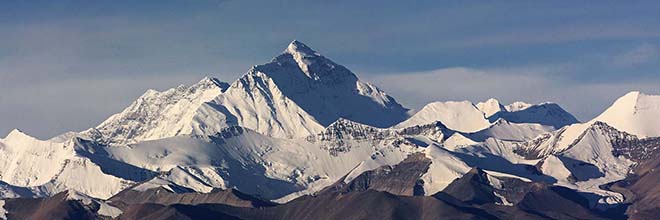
0 41 658 220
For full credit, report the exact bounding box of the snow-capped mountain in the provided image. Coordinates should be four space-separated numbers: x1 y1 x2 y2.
207 40 409 138
490 102 579 129
0 130 136 199
395 101 491 132
1 40 657 220
476 98 506 118
593 91 660 138
466 118 555 142
506 92 660 206
87 77 230 144
514 91 660 159
89 40 409 143
533 122 637 204
395 98 578 133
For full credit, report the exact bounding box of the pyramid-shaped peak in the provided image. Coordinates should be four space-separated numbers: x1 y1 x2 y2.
613 91 660 109
604 91 656 112
198 76 220 84
285 40 319 57
623 90 642 98
4 128 31 140
2 128 49 144
483 98 501 104
195 76 230 92
240 39 357 86
476 98 505 118
593 91 660 137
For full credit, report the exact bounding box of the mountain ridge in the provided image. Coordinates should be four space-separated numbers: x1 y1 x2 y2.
0 40 658 220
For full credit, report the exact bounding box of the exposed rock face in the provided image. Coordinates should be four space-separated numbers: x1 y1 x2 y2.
109 187 275 208
515 121 652 160
251 190 504 220
607 140 660 220
109 164 615 220
515 185 613 220
117 203 243 220
624 163 660 220
3 191 114 220
396 121 454 143
439 168 502 205
0 159 632 220
306 118 399 156
435 167 618 220
320 153 431 196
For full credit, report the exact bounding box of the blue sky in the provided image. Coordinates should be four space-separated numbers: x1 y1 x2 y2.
2 0 660 138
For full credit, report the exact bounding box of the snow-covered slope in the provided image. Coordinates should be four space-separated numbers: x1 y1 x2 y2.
492 102 579 129
476 98 506 118
95 125 405 201
467 119 554 142
88 77 230 144
593 91 660 138
96 120 474 202
556 122 635 184
513 122 594 159
204 40 409 138
442 133 479 151
394 101 490 132
90 40 409 141
396 99 577 133
515 92 660 158
532 122 641 205
0 130 135 199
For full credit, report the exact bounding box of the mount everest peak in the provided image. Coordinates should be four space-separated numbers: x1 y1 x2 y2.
240 40 410 127
89 40 411 143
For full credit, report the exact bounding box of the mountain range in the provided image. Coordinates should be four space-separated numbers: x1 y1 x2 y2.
0 40 657 220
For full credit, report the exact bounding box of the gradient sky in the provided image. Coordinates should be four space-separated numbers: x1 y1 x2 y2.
2 0 660 139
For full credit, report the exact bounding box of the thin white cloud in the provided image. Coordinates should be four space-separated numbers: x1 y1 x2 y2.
612 44 657 66
363 66 566 108
444 24 660 48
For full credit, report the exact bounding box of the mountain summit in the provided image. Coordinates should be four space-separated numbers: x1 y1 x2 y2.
206 40 410 138
90 41 410 141
256 40 410 126
594 91 660 137
88 77 230 144
278 40 357 84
